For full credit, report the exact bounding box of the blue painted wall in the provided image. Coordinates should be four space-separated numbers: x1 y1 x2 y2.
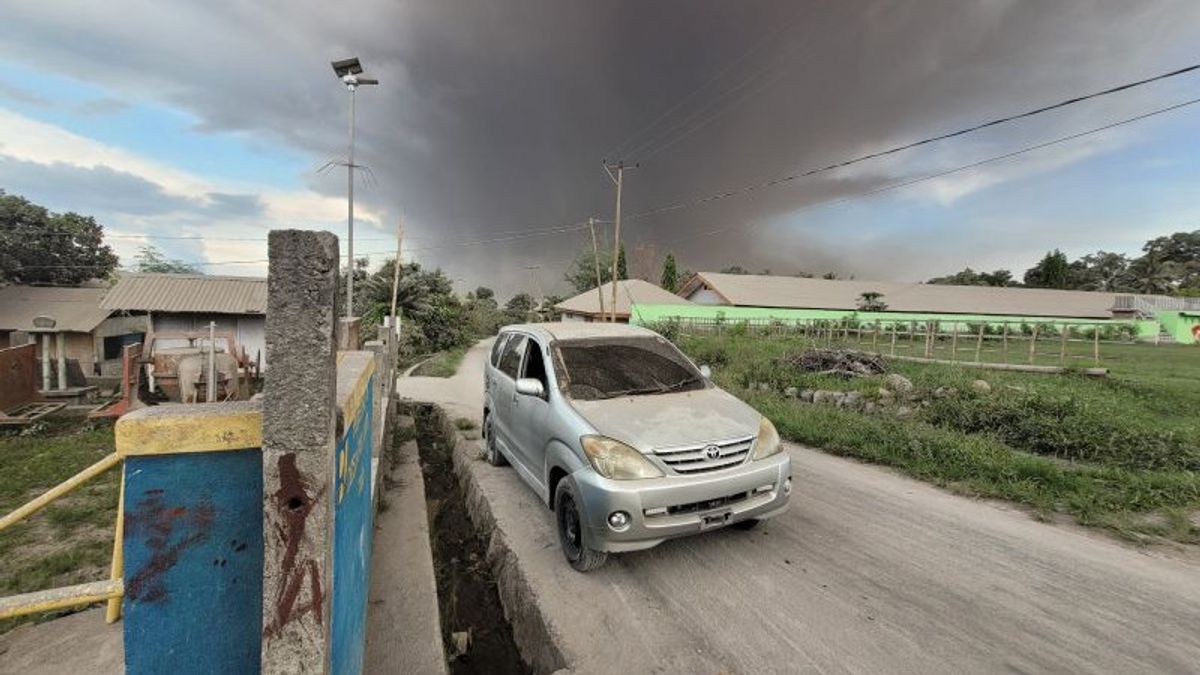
331 377 375 675
123 449 264 675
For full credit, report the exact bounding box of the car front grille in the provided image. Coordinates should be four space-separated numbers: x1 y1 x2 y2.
653 435 755 474
663 490 750 516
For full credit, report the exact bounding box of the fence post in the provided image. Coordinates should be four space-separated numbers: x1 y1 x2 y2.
261 230 340 674
1002 323 1010 362
951 322 959 362
1028 323 1039 365
974 324 984 363
890 323 897 356
1059 324 1068 365
1093 326 1100 365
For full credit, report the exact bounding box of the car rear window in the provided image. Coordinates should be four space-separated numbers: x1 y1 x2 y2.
553 337 704 400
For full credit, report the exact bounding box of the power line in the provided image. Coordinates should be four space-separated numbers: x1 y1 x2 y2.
626 61 1200 222
656 95 1200 249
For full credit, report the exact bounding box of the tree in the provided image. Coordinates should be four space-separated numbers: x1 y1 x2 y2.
720 265 750 275
927 268 1014 287
617 244 628 280
0 191 119 285
1069 251 1130 292
821 272 840 280
504 292 537 324
1126 254 1179 295
857 291 888 312
564 245 615 293
1023 249 1071 289
133 245 201 274
660 253 679 292
354 258 467 351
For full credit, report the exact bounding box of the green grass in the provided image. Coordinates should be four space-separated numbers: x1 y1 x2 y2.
679 333 1200 544
411 346 468 378
0 418 119 633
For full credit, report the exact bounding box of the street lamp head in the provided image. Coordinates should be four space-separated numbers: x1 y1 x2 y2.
331 57 363 77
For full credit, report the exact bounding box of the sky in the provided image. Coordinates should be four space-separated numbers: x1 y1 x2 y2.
1 0 1199 298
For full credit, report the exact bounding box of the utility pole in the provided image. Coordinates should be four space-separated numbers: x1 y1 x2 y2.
588 217 605 319
525 265 544 319
389 215 404 327
603 160 637 322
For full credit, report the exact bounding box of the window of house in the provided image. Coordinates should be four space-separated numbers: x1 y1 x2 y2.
103 333 146 360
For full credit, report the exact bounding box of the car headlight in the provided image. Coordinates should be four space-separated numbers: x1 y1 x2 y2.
752 417 782 460
580 435 664 480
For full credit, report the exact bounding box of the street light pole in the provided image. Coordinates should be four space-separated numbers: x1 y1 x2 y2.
331 57 379 318
346 85 356 318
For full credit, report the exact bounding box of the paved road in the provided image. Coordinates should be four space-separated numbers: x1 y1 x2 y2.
398 339 1200 674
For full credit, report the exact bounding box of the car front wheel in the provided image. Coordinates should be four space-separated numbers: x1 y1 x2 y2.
554 480 607 572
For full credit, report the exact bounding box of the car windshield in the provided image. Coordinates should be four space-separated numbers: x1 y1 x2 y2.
553 336 706 400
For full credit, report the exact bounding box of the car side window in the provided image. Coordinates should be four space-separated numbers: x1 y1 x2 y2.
490 334 509 367
497 334 526 379
521 339 549 395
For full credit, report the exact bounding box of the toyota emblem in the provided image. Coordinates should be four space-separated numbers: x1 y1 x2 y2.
704 444 721 460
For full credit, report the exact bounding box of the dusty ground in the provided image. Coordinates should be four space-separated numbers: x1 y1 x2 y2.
397 338 1200 674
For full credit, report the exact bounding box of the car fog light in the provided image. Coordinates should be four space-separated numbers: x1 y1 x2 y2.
784 477 793 495
608 511 631 531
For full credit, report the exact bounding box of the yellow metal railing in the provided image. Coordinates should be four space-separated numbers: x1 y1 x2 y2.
0 453 126 622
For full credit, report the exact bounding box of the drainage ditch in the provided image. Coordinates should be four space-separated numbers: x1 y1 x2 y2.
413 403 531 675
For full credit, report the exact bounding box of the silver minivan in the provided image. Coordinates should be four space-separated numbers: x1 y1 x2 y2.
483 322 791 571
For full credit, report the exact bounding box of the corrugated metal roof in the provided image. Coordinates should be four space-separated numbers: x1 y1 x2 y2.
0 285 112 332
100 273 267 314
555 279 691 318
681 272 1139 319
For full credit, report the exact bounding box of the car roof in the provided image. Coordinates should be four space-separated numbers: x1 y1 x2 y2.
500 322 659 342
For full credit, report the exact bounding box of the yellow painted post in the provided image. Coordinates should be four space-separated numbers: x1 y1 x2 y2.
106 466 126 623
0 453 121 532
1093 325 1100 365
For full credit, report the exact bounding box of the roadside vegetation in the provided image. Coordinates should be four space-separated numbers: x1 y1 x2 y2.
0 418 120 633
412 346 470 378
677 332 1200 544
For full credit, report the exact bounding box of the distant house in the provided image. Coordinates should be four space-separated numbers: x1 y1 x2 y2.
679 272 1140 319
100 273 268 368
555 279 692 323
0 285 145 378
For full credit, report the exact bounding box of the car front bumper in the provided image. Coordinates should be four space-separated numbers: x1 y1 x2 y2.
572 451 792 553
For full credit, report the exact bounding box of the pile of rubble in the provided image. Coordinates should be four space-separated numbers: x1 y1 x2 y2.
777 348 887 379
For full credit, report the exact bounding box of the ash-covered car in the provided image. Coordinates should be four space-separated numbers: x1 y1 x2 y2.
482 322 791 571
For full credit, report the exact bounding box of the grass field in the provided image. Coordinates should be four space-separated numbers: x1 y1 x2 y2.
0 418 120 633
678 333 1200 544
411 345 469 378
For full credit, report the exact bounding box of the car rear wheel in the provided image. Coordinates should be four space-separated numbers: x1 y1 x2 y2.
484 414 507 467
554 480 607 572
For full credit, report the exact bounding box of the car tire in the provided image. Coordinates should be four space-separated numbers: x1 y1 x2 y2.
554 480 607 572
484 414 507 467
731 518 761 531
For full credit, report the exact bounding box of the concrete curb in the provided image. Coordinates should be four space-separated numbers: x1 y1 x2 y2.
440 418 571 675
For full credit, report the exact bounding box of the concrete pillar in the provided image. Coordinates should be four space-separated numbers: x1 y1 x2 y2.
41 333 51 391
56 332 67 390
261 230 340 674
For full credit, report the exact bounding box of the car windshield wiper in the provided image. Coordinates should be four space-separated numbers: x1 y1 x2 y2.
661 376 702 393
600 384 668 398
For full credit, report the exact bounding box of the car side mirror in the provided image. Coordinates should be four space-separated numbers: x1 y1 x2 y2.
698 365 712 379
515 378 545 398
